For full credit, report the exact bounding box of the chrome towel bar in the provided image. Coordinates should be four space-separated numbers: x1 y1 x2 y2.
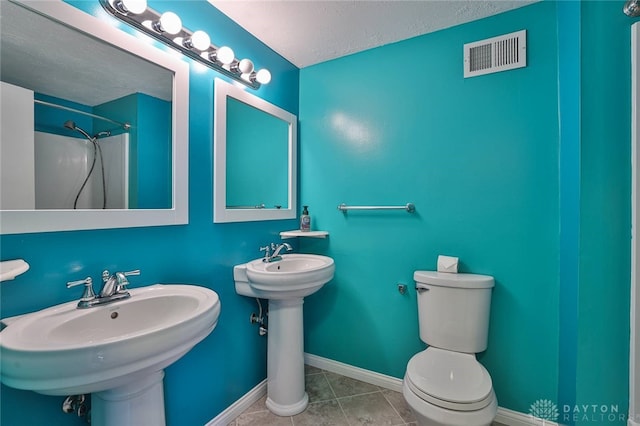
337 203 416 213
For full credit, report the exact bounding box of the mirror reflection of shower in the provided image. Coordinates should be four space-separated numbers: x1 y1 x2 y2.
63 120 108 209
625 0 640 17
31 98 131 211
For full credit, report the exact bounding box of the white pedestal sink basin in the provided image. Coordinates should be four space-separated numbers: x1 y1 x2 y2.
234 253 334 416
0 284 220 426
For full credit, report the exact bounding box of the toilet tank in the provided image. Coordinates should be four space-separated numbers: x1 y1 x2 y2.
414 271 494 353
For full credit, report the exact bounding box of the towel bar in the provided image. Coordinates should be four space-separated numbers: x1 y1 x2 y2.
337 203 415 213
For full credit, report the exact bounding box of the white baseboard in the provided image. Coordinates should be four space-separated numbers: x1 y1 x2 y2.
494 406 559 426
304 352 404 392
205 379 267 426
205 354 561 426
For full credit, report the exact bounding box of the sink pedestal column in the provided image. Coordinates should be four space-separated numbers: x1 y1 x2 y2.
265 298 308 416
91 371 166 426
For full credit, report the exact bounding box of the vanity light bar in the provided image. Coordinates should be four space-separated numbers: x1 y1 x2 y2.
98 0 271 89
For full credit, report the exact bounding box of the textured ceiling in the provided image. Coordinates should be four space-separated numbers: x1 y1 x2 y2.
207 0 538 68
1 1 173 107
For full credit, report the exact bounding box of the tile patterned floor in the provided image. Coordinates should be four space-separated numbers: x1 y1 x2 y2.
228 365 508 426
228 365 416 426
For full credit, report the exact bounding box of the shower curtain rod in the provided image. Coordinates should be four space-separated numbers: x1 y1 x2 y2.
34 99 131 130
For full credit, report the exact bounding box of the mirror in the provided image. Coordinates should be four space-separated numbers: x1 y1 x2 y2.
213 78 297 223
0 0 189 234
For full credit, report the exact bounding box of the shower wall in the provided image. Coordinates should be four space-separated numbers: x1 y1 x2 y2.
0 81 35 209
34 132 128 209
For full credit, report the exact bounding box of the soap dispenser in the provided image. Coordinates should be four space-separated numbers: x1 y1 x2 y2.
300 206 311 232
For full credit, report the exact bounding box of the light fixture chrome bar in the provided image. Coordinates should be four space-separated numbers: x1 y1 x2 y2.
34 99 131 130
98 0 265 90
337 203 416 213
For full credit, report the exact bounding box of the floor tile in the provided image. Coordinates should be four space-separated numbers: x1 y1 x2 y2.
338 391 405 426
243 395 268 414
292 400 350 426
325 372 379 398
304 364 324 375
381 388 416 424
306 372 336 403
235 409 293 426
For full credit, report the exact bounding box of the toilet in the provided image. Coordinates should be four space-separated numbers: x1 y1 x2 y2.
402 271 497 426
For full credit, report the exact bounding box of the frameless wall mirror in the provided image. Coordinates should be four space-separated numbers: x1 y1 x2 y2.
0 0 189 234
213 78 297 223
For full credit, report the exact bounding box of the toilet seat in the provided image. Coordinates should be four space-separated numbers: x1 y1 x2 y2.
405 347 493 411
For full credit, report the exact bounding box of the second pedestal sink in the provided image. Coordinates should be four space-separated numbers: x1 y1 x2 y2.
234 253 335 416
235 253 335 299
0 284 220 426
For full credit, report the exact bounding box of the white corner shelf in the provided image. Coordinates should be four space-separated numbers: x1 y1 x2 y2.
280 230 329 239
0 259 30 282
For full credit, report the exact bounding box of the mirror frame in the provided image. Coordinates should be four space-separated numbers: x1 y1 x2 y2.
213 78 297 223
0 0 189 235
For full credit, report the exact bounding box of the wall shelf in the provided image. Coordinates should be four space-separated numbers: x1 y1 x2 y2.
0 259 29 282
280 230 329 239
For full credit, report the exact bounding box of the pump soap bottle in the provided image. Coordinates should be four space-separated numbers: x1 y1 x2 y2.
300 206 311 232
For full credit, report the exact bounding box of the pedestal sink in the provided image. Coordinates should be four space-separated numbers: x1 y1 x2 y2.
0 284 220 426
234 253 335 416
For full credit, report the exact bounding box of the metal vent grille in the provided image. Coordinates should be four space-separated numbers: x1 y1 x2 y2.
464 30 527 78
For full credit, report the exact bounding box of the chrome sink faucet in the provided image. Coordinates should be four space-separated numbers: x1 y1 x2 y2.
67 269 140 309
100 269 138 297
260 242 293 262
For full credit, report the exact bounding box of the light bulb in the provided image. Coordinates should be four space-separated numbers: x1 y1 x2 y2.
112 0 147 15
190 30 210 51
154 12 182 35
255 68 271 85
238 59 254 74
183 31 210 51
216 46 235 65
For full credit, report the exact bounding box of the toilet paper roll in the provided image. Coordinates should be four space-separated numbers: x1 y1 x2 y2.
437 255 459 273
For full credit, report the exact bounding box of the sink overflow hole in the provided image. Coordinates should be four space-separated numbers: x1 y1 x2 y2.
110 312 118 319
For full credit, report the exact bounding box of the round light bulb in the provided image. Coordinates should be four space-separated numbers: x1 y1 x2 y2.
216 46 235 65
238 58 254 74
114 0 147 14
158 12 182 35
190 30 210 51
255 68 271 85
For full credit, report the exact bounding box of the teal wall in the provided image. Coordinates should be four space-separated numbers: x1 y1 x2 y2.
300 1 631 423
226 98 289 208
0 1 298 425
576 2 632 424
95 93 172 208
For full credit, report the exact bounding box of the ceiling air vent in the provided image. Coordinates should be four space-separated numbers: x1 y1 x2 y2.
464 30 527 78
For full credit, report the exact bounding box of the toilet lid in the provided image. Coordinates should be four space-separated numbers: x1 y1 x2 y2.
406 347 493 405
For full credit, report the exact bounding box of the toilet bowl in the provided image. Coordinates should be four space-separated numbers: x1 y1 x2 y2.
403 271 497 426
403 347 497 426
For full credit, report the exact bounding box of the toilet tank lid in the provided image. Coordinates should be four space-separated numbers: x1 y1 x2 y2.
413 271 494 289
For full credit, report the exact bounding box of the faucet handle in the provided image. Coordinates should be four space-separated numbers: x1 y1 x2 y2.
66 277 96 302
115 269 140 292
260 245 271 257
